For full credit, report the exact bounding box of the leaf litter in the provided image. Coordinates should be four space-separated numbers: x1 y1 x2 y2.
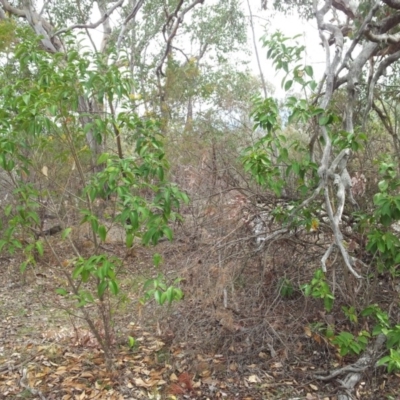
1 239 400 399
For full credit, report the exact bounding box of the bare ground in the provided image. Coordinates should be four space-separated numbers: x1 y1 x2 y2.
0 203 399 400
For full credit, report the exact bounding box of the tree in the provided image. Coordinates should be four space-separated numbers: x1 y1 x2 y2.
243 1 400 397
0 0 254 372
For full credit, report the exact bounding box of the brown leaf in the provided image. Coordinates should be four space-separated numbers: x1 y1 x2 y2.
134 378 153 388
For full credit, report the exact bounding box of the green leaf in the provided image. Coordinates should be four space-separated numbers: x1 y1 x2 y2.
173 288 184 301
163 226 173 241
98 225 107 242
62 228 72 240
35 240 44 256
378 180 389 192
165 286 173 304
20 261 29 273
22 94 30 105
128 336 135 348
154 289 162 305
98 280 108 298
109 280 119 295
56 288 68 295
97 153 109 165
284 79 293 91
4 205 12 217
304 65 313 77
126 232 134 248
153 253 162 267
91 218 99 233
319 115 330 126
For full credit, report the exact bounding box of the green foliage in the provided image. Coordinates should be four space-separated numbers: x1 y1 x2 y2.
142 275 184 306
242 94 318 197
361 304 390 334
189 0 247 54
141 254 184 306
279 277 294 298
378 349 400 373
0 32 188 364
242 32 320 199
331 330 370 356
0 19 17 52
342 306 358 324
270 0 314 20
261 31 316 92
56 255 121 306
0 182 41 271
128 336 136 348
332 130 367 152
285 96 324 124
301 269 334 311
86 121 189 247
361 158 400 272
359 305 400 373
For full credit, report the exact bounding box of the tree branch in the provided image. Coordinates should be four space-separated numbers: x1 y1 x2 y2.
116 0 145 52
365 29 400 44
383 0 400 10
363 48 400 123
53 0 124 37
156 0 205 78
0 0 26 18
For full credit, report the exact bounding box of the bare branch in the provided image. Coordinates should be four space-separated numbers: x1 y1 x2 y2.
247 0 268 98
53 0 124 37
39 0 50 16
332 0 356 19
363 48 400 122
156 0 205 78
116 0 145 52
365 29 400 44
379 10 400 32
0 0 26 17
337 0 380 77
308 1 362 280
383 0 400 9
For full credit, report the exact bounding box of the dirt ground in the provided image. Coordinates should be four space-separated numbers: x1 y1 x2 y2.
0 207 400 400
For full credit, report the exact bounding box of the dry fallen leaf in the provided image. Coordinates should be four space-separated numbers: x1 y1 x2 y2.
229 362 238 371
247 375 261 383
134 377 154 388
309 383 318 391
304 325 312 337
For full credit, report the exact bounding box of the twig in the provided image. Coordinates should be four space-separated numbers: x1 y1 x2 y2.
0 354 38 373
